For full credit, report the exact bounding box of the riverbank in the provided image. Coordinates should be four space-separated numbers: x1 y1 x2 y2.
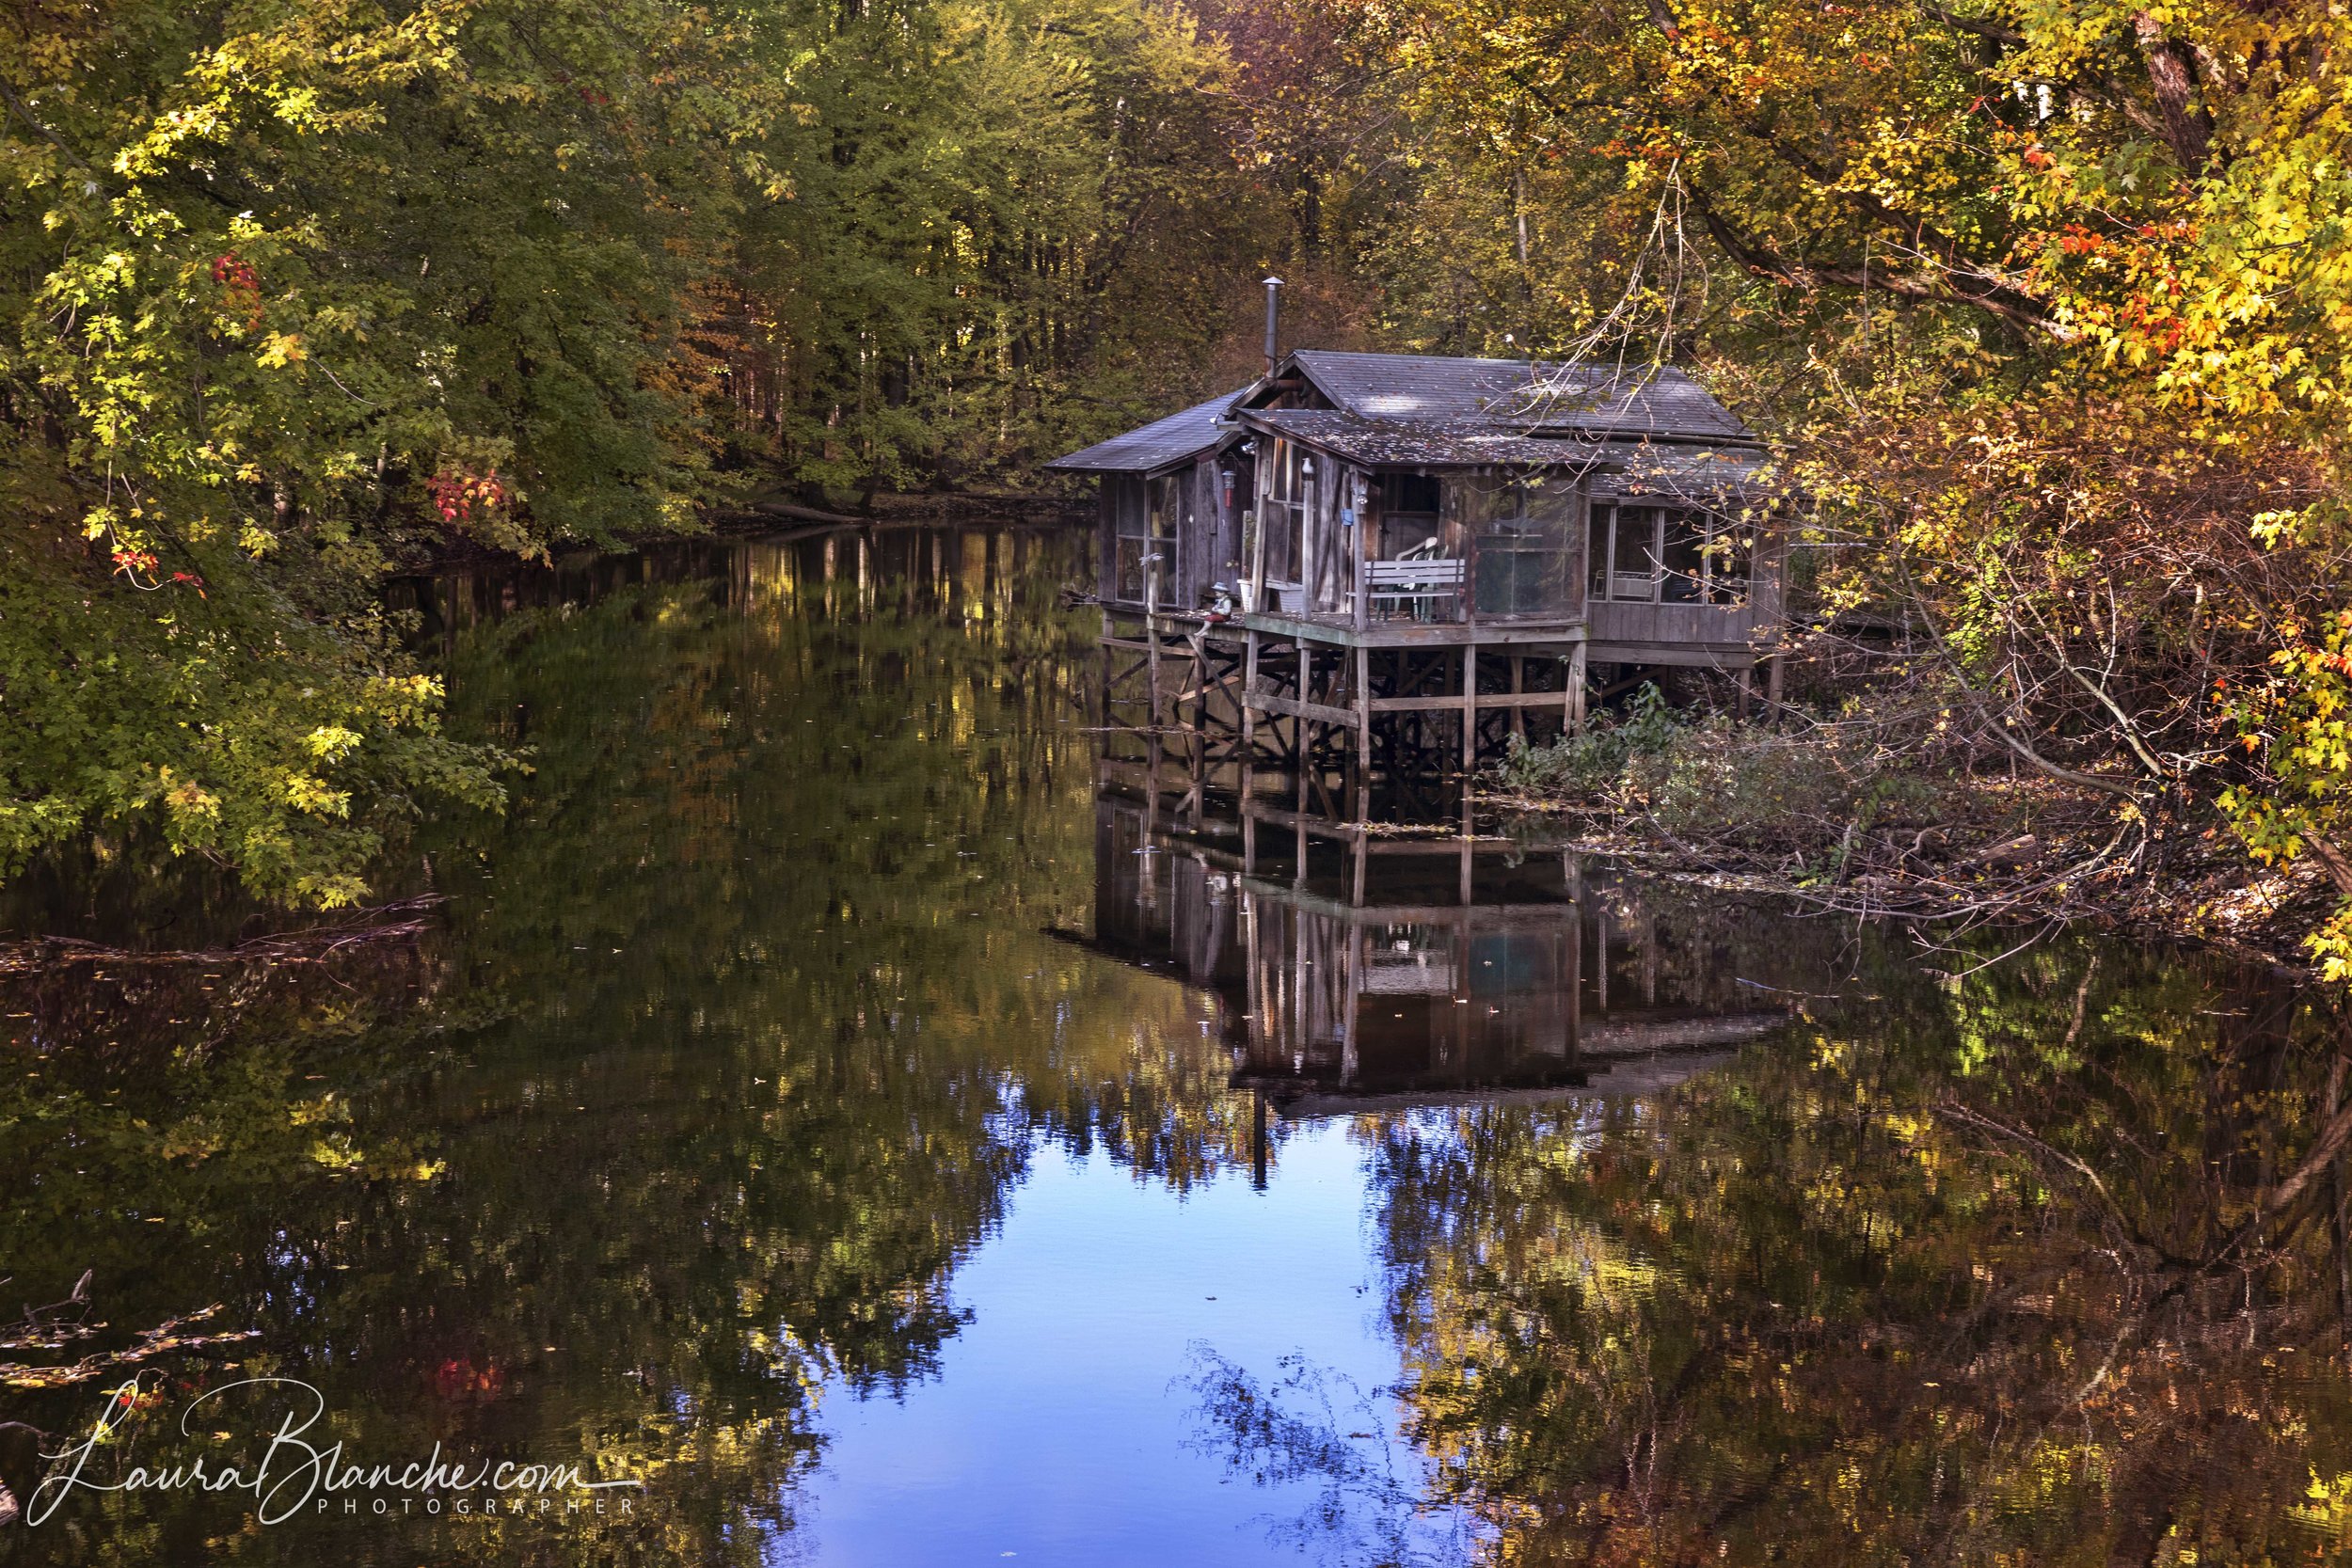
401 486 1090 575
1479 705 2342 982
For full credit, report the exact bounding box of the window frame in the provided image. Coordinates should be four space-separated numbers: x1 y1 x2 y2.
1587 502 1749 606
1112 476 1177 604
1465 475 1580 620
1267 441 1310 582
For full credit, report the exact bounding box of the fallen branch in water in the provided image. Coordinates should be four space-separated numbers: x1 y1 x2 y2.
727 498 867 526
0 895 445 976
0 1271 259 1393
0 1305 260 1391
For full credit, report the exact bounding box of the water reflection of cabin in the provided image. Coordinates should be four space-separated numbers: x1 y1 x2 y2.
1046 349 1784 775
1079 794 1793 1119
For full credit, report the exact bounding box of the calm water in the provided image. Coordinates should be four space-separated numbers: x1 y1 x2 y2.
4 526 2351 1565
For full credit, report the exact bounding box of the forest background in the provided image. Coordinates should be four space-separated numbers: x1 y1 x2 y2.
6 0 2352 975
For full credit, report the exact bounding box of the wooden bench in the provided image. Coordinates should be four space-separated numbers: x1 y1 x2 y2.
1365 557 1466 618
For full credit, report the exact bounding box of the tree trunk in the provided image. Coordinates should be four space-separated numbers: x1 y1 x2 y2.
2132 12 2214 168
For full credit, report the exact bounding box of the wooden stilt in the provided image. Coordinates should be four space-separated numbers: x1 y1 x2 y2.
1354 643 1372 826
1251 1087 1267 1191
1143 730 1163 847
1185 630 1207 825
1460 645 1477 773
1298 641 1311 773
1241 628 1260 799
1296 641 1312 818
1145 567 1163 729
1341 924 1363 1085
1596 908 1608 1012
1566 641 1588 733
1098 610 1115 730
1509 656 1526 742
1561 866 1581 1059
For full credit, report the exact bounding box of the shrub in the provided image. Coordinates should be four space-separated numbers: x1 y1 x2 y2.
1492 682 1680 799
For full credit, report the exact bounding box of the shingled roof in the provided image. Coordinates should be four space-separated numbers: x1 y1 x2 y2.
1042 355 1756 478
1042 388 1246 474
1595 441 1771 501
1243 411 1769 499
1287 351 1752 443
1243 410 1626 470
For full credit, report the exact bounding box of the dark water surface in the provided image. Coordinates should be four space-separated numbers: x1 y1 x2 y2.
4 526 2351 1565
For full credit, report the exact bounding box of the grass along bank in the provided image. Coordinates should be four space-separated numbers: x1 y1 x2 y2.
1482 683 2343 973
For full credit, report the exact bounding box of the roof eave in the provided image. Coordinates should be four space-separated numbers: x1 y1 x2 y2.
1535 427 1768 449
1041 426 1240 477
1234 409 1634 471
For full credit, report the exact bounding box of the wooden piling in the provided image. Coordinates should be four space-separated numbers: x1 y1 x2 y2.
1354 643 1372 826
1460 645 1477 772
1241 627 1260 800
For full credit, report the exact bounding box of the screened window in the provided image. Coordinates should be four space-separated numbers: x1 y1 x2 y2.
1114 483 1148 602
1609 506 1661 602
1661 512 1705 604
1113 477 1175 603
1588 504 1747 605
1386 472 1440 533
1467 476 1580 619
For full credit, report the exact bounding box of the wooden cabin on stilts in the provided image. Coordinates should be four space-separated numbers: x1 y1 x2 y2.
1046 278 1784 825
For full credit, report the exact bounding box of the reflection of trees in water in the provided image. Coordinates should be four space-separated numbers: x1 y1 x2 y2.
19 531 2348 1563
1182 1347 1483 1568
1326 936 2352 1562
0 531 1270 1564
1174 905 2352 1560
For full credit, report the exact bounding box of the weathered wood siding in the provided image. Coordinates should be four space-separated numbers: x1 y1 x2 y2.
1173 458 1227 610
1586 600 1760 653
1303 457 1353 614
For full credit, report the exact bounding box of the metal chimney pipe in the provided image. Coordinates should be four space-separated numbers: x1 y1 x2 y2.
1263 276 1283 378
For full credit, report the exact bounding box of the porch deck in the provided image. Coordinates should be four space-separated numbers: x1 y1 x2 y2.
1228 606 1585 650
